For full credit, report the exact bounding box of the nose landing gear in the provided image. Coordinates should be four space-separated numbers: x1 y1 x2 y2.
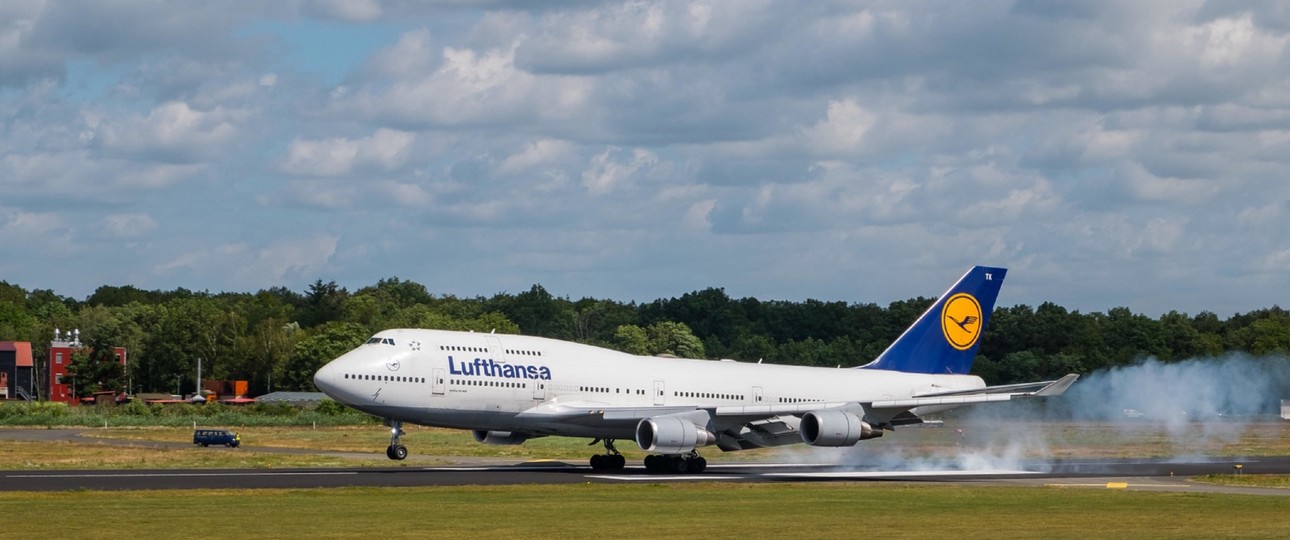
385 420 408 461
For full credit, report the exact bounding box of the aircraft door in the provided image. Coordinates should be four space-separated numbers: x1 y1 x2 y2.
533 379 547 401
432 368 445 396
752 386 763 404
653 380 666 406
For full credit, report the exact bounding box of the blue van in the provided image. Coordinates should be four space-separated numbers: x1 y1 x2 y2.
193 429 241 447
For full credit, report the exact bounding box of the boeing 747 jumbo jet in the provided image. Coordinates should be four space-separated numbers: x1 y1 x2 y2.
314 266 1077 473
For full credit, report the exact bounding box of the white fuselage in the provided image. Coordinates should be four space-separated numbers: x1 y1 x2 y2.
314 328 985 447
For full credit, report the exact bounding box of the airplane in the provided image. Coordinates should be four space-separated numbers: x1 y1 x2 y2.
313 266 1078 473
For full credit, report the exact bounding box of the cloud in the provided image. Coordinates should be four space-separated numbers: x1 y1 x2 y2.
0 1 1288 315
98 213 159 239
156 234 339 289
93 101 242 163
280 128 416 177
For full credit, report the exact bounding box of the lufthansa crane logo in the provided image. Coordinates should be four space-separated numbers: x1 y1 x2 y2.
941 293 982 351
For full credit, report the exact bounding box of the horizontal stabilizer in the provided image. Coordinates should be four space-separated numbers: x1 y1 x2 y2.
869 374 1078 410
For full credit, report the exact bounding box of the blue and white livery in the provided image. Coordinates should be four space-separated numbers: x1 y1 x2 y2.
314 266 1076 473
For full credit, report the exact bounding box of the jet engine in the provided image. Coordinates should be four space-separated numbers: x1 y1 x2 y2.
472 430 531 445
635 415 716 454
799 409 881 446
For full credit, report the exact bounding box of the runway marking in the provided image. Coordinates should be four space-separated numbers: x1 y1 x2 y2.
764 469 1040 479
4 471 358 479
1044 482 1191 490
429 466 577 472
587 475 738 481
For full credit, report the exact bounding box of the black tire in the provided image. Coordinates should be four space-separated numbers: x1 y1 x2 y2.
643 455 660 472
201 443 209 447
590 455 604 469
691 457 707 473
672 456 689 473
612 454 627 469
392 445 409 461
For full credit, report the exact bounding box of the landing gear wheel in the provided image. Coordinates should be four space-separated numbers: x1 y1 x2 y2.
588 438 626 470
671 456 689 473
644 453 704 474
387 444 408 461
385 419 407 461
691 456 707 473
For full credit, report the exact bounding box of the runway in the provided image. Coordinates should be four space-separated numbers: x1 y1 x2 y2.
5 456 1289 494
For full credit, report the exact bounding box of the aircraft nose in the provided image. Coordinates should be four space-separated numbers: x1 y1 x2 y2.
314 360 338 397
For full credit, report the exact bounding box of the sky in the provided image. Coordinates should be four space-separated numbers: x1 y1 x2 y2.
1 1 1288 316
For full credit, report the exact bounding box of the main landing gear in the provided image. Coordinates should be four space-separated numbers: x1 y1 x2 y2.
588 438 627 470
644 452 706 474
385 420 408 461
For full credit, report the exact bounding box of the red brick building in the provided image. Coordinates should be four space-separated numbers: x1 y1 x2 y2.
47 329 127 404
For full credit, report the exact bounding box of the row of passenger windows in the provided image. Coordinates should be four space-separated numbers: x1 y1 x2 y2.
778 397 820 403
675 391 744 401
441 345 485 353
506 349 544 357
578 386 646 395
451 379 527 389
343 373 425 383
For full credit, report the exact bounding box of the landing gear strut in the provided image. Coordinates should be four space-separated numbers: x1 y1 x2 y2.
385 420 408 461
643 452 706 474
588 438 626 470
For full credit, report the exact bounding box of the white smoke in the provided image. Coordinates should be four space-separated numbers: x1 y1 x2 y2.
773 354 1290 472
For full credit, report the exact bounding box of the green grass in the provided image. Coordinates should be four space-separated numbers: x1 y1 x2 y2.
0 439 358 469
3 483 1288 539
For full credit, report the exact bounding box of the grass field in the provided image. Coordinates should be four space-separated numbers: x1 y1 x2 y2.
2 483 1287 539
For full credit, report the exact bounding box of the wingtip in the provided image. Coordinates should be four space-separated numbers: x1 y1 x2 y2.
1035 373 1080 397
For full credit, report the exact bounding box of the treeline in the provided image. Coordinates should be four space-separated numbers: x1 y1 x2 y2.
1 278 1288 395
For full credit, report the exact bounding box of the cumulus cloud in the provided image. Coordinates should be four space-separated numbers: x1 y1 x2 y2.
92 101 242 163
0 1 1288 314
280 128 416 177
156 234 339 288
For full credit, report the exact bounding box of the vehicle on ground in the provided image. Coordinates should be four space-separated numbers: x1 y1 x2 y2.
193 429 240 447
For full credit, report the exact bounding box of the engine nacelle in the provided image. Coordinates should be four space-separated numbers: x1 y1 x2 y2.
472 430 531 445
636 415 716 454
799 409 881 446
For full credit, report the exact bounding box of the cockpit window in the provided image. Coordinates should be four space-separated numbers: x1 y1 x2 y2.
365 337 397 346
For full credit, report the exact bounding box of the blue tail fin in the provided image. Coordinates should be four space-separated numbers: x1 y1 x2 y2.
861 266 1006 375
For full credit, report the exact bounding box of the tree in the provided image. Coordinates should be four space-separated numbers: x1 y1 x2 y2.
493 284 575 339
281 322 370 391
646 321 706 359
613 325 650 355
299 280 348 328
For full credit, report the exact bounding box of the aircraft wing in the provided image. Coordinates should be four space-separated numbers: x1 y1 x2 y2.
516 400 847 423
868 373 1078 410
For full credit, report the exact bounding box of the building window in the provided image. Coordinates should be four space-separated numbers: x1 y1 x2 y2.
55 374 63 384
56 353 63 364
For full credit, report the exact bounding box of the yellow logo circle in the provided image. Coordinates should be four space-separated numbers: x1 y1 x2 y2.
941 293 983 351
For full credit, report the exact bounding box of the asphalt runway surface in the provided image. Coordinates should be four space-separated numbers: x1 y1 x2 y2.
5 456 1290 494
2 429 1288 495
